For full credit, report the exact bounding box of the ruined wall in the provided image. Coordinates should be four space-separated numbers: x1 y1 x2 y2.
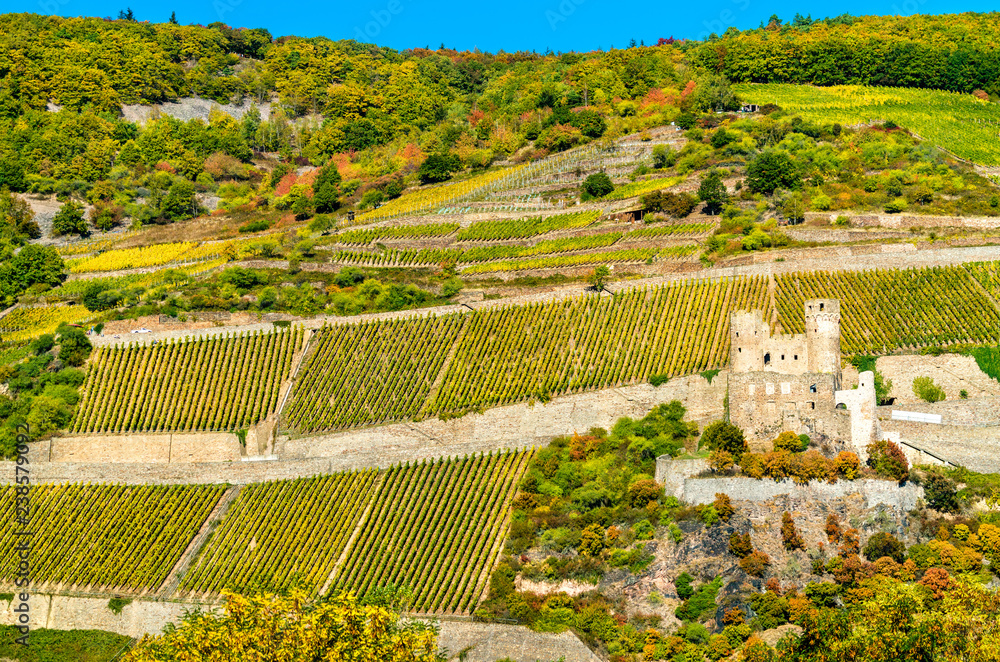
728 372 842 443
655 457 710 498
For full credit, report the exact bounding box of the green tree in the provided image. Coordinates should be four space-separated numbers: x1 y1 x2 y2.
56 324 93 367
313 163 342 213
746 151 801 195
863 532 905 563
701 420 748 459
52 202 89 237
578 523 607 556
589 265 611 292
160 180 198 221
0 156 25 192
697 170 727 215
418 153 461 184
582 172 614 198
923 472 959 513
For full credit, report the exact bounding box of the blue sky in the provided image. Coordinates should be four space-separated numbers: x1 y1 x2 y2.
12 0 1000 52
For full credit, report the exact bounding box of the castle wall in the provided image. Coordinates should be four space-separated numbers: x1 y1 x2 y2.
729 372 841 443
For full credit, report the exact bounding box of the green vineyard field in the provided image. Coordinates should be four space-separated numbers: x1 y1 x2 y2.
0 484 224 592
284 315 465 434
455 210 601 241
775 266 1000 354
429 278 767 415
333 450 529 614
180 472 378 596
178 451 528 613
73 327 304 433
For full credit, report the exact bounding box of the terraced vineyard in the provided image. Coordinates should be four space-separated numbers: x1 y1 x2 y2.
177 452 527 613
0 305 95 342
180 472 378 596
775 266 1000 354
73 327 304 433
430 278 767 415
455 210 601 241
332 222 460 245
0 484 224 592
458 247 691 274
603 175 685 200
333 450 529 614
329 233 629 268
283 278 765 433
283 315 465 433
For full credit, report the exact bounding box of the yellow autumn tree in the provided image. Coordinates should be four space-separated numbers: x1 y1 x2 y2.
123 591 444 662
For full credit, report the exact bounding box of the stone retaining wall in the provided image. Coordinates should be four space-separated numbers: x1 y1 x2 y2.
10 377 726 484
682 477 924 510
803 211 1000 230
36 432 243 464
280 376 726 463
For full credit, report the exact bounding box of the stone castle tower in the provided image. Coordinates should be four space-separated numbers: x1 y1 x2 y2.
730 299 841 382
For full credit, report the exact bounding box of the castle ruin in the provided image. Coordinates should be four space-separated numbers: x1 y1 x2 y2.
728 299 879 456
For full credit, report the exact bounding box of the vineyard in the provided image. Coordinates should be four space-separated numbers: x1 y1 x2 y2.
0 484 224 592
63 238 266 274
428 278 767 415
775 266 1000 354
328 233 631 268
332 450 529 614
621 223 714 241
733 83 1000 165
458 247 694 274
332 223 461 245
179 472 378 596
284 277 767 433
455 211 602 241
72 326 304 434
283 315 465 434
603 175 685 201
354 164 532 223
0 305 95 343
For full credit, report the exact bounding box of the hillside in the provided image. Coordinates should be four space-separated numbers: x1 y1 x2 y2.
2 9 1000 662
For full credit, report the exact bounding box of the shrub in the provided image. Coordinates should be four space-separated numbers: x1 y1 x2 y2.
781 512 805 550
740 550 771 577
675 572 695 600
923 472 959 512
710 450 734 473
627 479 662 508
418 153 461 184
863 532 905 563
866 439 909 482
729 533 753 558
773 430 805 452
701 505 720 526
701 421 748 459
649 372 670 387
582 172 614 198
918 567 953 600
762 450 792 480
642 190 697 217
52 201 89 237
825 514 842 543
835 451 860 480
913 376 945 403
739 452 764 479
578 523 606 556
714 493 735 522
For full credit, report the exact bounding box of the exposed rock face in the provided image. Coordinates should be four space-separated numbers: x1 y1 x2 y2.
121 98 272 124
